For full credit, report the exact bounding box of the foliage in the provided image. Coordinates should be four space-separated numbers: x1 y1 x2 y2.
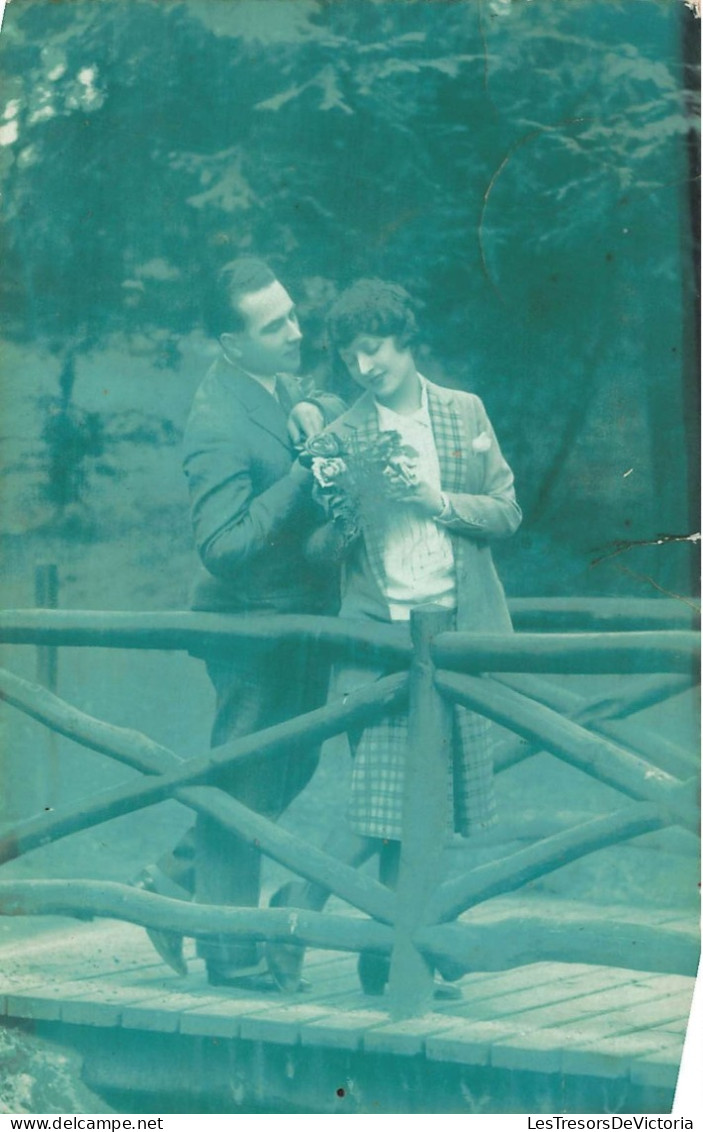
39 352 104 508
0 0 697 355
0 0 699 593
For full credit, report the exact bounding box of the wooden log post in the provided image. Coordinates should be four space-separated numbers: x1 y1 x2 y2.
34 565 59 692
34 563 59 810
0 671 408 867
493 672 697 779
0 667 397 921
427 803 666 924
388 604 455 1020
432 629 700 675
0 609 412 669
435 670 700 833
0 879 394 956
0 878 697 977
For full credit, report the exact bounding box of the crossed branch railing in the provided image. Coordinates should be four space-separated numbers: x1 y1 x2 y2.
0 598 699 1020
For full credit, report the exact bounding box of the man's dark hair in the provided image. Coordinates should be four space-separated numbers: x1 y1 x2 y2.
216 257 277 333
326 279 420 351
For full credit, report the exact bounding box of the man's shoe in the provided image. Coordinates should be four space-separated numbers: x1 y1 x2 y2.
433 979 463 1001
147 928 188 977
264 882 307 993
206 957 279 991
264 942 308 992
133 868 187 977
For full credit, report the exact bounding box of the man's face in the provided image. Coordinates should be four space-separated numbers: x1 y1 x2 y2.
339 333 416 406
227 280 302 376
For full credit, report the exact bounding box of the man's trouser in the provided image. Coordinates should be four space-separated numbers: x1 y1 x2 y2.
154 639 327 970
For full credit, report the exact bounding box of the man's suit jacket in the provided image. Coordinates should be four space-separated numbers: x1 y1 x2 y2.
183 354 345 615
181 356 346 941
327 379 521 633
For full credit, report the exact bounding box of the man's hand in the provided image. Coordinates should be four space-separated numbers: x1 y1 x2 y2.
287 401 325 447
289 457 313 486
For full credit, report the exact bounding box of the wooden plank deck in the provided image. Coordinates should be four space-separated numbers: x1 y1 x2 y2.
0 911 695 1104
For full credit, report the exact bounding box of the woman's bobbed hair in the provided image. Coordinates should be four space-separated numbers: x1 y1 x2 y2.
326 279 421 352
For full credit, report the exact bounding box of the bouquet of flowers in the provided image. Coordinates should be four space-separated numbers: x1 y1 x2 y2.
299 430 419 537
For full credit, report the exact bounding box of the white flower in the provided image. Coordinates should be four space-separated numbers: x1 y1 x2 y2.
311 455 347 489
472 431 492 453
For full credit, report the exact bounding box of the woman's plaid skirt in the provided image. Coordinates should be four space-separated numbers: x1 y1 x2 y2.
347 696 497 842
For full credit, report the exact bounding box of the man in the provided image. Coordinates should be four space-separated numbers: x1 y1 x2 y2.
144 257 345 988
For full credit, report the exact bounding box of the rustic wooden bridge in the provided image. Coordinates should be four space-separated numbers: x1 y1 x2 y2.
0 596 699 1113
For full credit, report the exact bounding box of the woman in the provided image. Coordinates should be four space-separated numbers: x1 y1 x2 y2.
266 278 518 996
300 278 522 994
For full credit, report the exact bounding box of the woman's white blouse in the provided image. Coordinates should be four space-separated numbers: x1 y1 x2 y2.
374 379 457 622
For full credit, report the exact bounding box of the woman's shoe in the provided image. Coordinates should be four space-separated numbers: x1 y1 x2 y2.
357 951 390 996
434 957 468 983
357 952 464 1001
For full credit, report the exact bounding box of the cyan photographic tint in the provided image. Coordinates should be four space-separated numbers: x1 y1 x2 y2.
0 0 699 1116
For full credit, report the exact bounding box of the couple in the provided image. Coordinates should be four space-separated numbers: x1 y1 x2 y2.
146 257 521 996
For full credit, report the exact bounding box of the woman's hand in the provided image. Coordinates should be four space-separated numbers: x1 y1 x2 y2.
394 479 444 518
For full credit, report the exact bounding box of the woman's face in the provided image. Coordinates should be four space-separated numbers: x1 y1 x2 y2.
339 333 417 406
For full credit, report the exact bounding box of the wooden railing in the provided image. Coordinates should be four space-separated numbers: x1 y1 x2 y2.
0 597 699 1021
